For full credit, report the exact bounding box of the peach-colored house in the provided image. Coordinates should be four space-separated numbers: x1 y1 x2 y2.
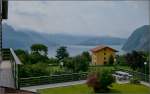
90 45 118 65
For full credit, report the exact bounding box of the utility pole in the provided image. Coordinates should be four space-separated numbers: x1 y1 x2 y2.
0 0 2 63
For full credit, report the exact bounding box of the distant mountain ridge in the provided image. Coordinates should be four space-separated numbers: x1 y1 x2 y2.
79 37 126 46
122 25 150 52
3 24 57 49
3 24 127 50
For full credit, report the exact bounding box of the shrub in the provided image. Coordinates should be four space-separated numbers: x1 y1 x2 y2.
86 69 115 93
64 55 89 72
130 77 140 84
108 55 114 65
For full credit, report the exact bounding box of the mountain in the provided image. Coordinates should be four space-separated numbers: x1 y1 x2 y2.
79 36 126 45
3 23 126 50
3 24 57 50
42 34 92 45
122 25 150 52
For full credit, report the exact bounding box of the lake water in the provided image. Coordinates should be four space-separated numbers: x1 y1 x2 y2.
48 45 125 57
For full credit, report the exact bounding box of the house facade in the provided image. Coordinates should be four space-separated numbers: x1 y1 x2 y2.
90 45 118 65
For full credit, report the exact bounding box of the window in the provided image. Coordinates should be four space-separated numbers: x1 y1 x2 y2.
104 57 106 60
104 53 106 55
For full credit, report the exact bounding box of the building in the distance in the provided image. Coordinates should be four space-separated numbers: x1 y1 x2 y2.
90 45 118 65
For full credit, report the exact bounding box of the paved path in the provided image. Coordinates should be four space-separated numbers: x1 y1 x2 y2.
0 61 15 88
141 81 150 87
21 80 86 92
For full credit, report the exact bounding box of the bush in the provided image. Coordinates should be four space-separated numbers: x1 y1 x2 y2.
108 55 114 65
86 69 115 93
64 55 89 72
130 77 140 84
19 63 50 78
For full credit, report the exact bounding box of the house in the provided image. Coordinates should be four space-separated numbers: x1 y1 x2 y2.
90 45 118 65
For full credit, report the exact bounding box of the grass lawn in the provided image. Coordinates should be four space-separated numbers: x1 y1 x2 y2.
38 83 150 94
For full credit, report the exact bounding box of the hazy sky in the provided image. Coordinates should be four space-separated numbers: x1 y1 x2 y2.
5 1 149 38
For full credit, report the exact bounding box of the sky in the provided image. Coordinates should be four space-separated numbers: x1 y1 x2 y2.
4 1 150 38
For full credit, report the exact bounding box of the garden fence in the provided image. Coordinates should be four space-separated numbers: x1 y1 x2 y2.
20 72 88 87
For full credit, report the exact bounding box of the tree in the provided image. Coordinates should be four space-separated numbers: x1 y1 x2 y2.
87 69 115 93
15 49 29 64
116 55 127 66
108 55 114 65
125 51 146 70
64 55 89 72
81 51 91 63
19 63 49 78
56 46 69 62
31 44 48 56
63 57 75 72
29 52 49 64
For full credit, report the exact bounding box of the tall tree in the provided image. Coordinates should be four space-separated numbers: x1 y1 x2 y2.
64 55 89 72
56 46 69 62
31 44 48 56
81 51 91 63
125 51 146 70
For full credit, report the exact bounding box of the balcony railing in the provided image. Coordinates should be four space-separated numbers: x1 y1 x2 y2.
2 48 22 89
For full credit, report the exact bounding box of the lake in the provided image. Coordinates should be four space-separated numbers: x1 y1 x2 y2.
48 45 125 57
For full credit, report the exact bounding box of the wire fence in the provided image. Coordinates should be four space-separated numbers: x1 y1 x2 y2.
20 72 88 87
20 66 150 87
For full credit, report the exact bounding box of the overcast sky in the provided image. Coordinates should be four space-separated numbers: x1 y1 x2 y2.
4 1 149 38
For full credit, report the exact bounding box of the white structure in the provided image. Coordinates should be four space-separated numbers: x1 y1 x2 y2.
112 71 132 84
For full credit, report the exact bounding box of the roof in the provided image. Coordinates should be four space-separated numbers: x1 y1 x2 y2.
90 45 118 53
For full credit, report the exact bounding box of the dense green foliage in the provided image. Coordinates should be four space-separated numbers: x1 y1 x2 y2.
56 46 69 63
125 51 149 74
116 55 127 66
108 55 114 65
87 69 115 93
16 43 149 79
64 51 90 72
17 44 91 78
130 77 140 84
19 63 49 78
15 49 29 64
31 44 48 56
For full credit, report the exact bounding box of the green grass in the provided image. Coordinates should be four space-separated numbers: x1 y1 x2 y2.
111 83 150 94
38 83 150 94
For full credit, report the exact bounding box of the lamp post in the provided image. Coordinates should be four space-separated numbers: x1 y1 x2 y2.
144 62 147 82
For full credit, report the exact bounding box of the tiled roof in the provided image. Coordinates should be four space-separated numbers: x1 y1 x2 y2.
90 45 118 52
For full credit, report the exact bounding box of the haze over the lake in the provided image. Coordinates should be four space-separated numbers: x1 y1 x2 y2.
4 1 149 38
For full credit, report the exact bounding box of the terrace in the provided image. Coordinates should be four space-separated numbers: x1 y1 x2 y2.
0 1 36 94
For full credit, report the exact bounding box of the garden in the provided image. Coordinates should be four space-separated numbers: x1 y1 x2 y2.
38 83 150 94
15 43 150 93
